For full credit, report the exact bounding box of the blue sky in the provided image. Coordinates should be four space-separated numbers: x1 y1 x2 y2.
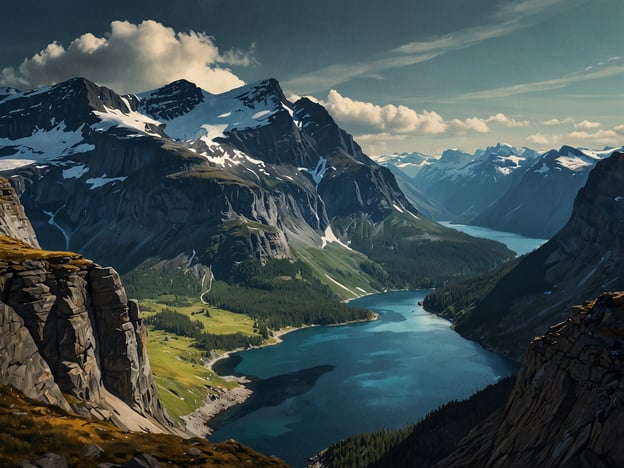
0 0 622 156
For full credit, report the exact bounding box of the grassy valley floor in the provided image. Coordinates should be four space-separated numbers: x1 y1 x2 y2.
142 293 379 436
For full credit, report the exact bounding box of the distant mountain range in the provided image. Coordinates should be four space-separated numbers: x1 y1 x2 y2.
425 150 624 361
377 143 622 238
0 77 512 298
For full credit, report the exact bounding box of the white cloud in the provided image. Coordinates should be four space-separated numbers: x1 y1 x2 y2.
0 20 251 94
448 118 490 134
544 118 562 126
321 90 534 140
323 90 448 135
527 133 552 146
543 117 577 126
574 120 601 129
527 125 623 149
486 113 530 128
567 129 618 142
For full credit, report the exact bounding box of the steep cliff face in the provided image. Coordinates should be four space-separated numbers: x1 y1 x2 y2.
437 292 624 468
0 177 39 247
0 236 170 431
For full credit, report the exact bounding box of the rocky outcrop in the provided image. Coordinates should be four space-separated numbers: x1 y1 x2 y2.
0 177 39 247
89 267 164 418
0 302 69 410
437 292 624 468
0 236 169 430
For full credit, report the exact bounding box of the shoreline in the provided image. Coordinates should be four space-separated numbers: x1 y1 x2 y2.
181 312 379 437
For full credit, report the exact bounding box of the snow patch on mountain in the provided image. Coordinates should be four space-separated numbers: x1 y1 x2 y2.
0 159 38 170
534 162 550 174
86 175 128 189
252 110 272 120
0 122 94 169
556 155 593 171
200 123 228 142
139 80 290 144
92 106 162 137
301 157 329 188
62 164 89 179
324 273 356 295
321 225 352 250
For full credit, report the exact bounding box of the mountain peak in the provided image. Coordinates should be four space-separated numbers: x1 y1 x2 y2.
139 79 204 120
229 77 289 110
0 77 133 139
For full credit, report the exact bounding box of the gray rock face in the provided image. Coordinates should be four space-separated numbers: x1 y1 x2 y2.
436 292 624 468
0 177 39 247
0 302 69 410
0 244 168 427
3 262 103 403
89 267 165 419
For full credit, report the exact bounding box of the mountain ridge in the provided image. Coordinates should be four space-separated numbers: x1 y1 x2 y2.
380 143 621 238
0 76 513 300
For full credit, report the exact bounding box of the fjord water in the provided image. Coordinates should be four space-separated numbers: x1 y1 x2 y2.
210 290 518 466
439 221 547 256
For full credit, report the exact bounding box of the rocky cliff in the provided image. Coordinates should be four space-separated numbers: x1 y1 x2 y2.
0 177 39 247
0 235 171 432
436 291 624 468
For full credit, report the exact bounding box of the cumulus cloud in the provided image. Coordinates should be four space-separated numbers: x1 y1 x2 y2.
323 89 447 135
321 90 530 139
486 113 530 128
527 125 623 149
321 90 534 141
527 133 552 146
567 129 618 142
574 119 601 129
448 118 490 134
544 118 562 126
0 20 251 94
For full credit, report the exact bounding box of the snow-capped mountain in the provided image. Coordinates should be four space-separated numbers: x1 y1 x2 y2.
410 143 538 221
473 145 622 238
374 151 431 178
0 77 512 293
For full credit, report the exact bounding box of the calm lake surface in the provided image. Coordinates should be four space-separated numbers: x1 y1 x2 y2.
210 290 519 467
438 221 547 256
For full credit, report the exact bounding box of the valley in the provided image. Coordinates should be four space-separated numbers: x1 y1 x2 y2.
0 37 621 468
